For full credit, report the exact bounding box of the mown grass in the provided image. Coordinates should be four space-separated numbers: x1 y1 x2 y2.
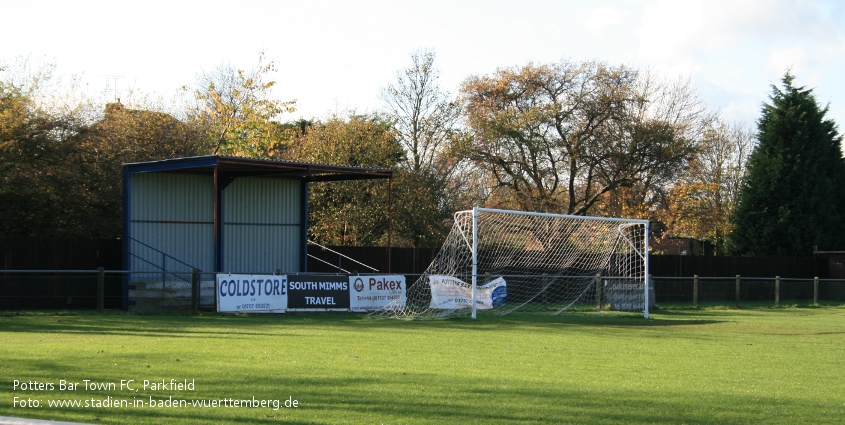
1 307 844 424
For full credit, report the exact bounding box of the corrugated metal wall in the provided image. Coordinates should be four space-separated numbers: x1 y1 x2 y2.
128 173 215 273
128 173 304 275
222 177 302 273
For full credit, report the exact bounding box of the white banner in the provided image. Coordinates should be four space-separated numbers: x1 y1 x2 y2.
428 275 507 310
216 274 287 313
477 277 508 309
349 275 406 311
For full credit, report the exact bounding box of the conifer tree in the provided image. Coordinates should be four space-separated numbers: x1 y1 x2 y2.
728 73 845 255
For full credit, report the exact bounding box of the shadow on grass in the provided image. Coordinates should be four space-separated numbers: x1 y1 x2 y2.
3 310 845 424
655 300 845 310
7 303 841 339
0 309 728 340
0 314 308 339
3 371 840 425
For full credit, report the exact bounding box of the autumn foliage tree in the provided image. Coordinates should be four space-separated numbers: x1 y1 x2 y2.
658 120 754 254
69 101 206 237
3 52 818 256
599 72 715 220
1 58 207 237
458 60 703 217
380 49 460 246
286 113 403 246
184 52 295 159
0 73 75 236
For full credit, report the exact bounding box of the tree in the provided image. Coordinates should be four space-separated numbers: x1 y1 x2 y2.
381 49 461 173
1 57 208 238
458 59 701 216
0 94 206 237
728 73 845 256
287 113 453 248
184 52 295 158
0 80 52 236
68 100 206 237
658 120 754 254
0 60 93 237
287 113 403 246
390 169 453 248
380 49 461 246
598 71 715 220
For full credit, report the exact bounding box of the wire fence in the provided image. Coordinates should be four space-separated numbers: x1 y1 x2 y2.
127 271 217 312
652 276 845 307
0 270 122 310
1 271 844 312
0 270 215 312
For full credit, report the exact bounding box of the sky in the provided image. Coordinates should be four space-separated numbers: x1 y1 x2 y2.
2 0 844 132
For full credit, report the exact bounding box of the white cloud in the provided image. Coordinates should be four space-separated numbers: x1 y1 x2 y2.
767 47 808 78
580 7 627 38
721 99 763 125
624 0 845 127
3 0 844 129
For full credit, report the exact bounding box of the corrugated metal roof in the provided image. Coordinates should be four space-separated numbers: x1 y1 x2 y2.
123 155 392 182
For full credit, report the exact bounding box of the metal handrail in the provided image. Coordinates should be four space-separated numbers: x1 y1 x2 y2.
307 240 379 272
129 237 197 270
128 237 196 283
128 253 191 284
307 254 350 274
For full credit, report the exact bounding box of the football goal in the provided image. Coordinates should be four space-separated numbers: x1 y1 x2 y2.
373 207 650 319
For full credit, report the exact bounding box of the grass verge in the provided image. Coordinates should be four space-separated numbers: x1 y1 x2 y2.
1 308 843 424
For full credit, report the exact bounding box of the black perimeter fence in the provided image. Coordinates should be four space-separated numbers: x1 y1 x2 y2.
2 236 844 311
1 270 844 312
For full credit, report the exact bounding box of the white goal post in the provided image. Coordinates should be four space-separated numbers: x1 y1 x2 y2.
373 207 650 319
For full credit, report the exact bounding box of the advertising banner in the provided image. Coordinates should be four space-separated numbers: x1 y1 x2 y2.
349 275 406 311
606 280 654 312
286 275 350 310
429 275 507 310
216 274 287 313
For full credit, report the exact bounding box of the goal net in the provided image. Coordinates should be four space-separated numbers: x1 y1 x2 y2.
373 208 649 319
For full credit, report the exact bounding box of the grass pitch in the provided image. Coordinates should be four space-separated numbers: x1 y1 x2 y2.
1 307 843 424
